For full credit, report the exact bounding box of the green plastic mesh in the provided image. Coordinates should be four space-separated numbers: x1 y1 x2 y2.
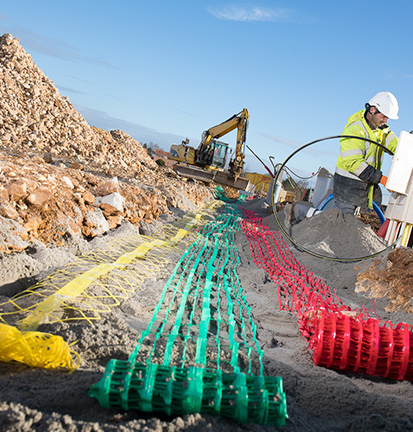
214 186 248 203
89 205 287 426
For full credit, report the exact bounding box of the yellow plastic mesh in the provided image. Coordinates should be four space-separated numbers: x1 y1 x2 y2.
0 207 215 331
0 323 80 371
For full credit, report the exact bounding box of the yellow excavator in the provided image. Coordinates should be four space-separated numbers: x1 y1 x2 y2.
168 108 250 190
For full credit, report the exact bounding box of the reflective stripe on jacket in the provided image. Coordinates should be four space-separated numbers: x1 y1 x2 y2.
335 109 398 207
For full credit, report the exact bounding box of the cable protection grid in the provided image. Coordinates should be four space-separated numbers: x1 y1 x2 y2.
90 205 287 426
241 209 413 381
0 211 206 330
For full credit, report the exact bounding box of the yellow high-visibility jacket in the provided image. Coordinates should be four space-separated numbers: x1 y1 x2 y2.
334 110 398 208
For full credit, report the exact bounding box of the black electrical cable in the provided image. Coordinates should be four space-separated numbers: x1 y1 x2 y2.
271 135 401 262
283 165 321 180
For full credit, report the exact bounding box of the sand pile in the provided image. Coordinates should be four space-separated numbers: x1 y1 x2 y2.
285 207 386 259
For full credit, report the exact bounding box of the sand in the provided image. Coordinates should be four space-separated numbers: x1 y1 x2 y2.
0 199 412 432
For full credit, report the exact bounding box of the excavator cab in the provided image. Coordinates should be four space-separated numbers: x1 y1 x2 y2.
196 140 229 170
211 141 229 169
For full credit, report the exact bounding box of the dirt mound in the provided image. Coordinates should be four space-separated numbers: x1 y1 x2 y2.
0 33 213 253
356 247 413 312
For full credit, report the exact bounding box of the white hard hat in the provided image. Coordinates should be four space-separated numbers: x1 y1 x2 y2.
368 91 399 120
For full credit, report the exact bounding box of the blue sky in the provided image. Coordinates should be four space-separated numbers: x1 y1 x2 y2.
1 1 412 179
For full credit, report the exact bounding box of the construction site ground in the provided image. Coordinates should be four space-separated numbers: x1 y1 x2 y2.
1 32 413 432
1 198 413 432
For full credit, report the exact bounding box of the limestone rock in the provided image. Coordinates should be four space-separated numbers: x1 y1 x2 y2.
0 216 29 253
95 177 119 196
83 209 110 238
0 198 18 220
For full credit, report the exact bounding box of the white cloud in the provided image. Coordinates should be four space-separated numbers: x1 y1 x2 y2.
208 5 294 22
260 132 301 148
259 132 338 159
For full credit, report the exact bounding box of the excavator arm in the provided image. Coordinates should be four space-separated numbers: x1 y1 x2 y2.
196 108 249 178
169 108 251 190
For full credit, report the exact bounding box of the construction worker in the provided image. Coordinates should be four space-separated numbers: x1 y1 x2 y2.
284 91 399 228
333 91 399 214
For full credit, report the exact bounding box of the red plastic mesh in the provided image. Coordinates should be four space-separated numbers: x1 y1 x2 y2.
241 210 413 381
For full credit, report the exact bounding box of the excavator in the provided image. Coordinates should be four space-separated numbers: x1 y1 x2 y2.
168 108 250 190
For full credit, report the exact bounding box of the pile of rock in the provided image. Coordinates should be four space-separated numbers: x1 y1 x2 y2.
0 33 213 253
